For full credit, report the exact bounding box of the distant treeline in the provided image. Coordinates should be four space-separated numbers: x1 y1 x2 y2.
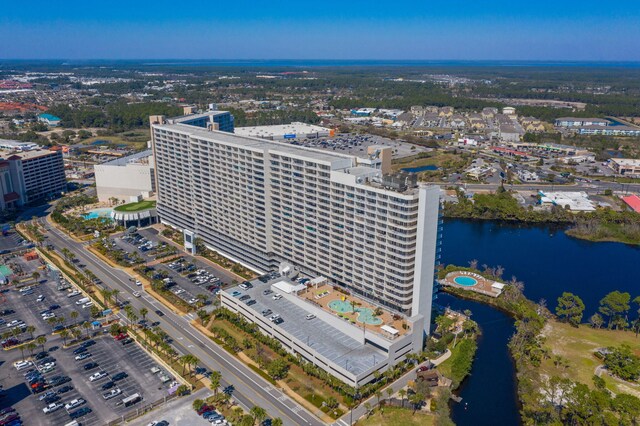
47 102 182 131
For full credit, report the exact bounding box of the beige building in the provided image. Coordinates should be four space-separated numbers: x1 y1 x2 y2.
610 159 640 178
94 150 155 203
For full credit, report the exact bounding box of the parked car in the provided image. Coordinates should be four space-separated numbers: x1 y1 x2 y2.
112 372 128 381
89 371 107 382
64 398 85 411
102 388 122 400
69 407 91 419
75 353 91 361
83 362 98 370
101 381 116 390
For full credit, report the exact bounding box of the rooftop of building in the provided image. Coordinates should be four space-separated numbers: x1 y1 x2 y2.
556 117 610 122
100 149 153 167
234 122 330 138
169 110 231 124
224 277 399 376
38 113 61 121
0 148 58 161
611 158 640 166
156 120 358 165
621 194 640 213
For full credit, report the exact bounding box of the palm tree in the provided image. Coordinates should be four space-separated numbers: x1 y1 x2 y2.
70 310 79 325
32 271 40 281
26 342 37 357
398 389 407 408
140 307 148 322
271 418 283 426
26 325 36 340
71 328 82 341
112 289 120 305
82 321 91 338
188 355 199 377
210 370 222 395
364 402 372 417
386 388 393 402
60 329 70 346
36 335 47 353
250 406 267 425
409 392 425 414
375 390 382 407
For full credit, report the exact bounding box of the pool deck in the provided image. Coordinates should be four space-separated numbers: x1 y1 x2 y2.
439 271 504 298
300 283 410 336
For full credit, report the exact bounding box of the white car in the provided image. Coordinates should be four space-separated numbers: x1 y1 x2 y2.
272 293 282 300
13 360 32 370
82 302 93 309
36 295 45 302
42 313 56 320
67 290 81 298
64 398 85 410
132 291 141 298
43 402 63 414
135 280 142 286
89 371 107 382
39 362 56 371
305 314 316 320
103 388 122 400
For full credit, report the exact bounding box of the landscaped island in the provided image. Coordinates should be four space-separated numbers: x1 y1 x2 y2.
113 200 156 212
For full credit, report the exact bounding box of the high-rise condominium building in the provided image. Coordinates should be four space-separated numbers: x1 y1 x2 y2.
151 113 439 333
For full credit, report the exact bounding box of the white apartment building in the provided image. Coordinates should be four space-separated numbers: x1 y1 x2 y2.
151 113 440 335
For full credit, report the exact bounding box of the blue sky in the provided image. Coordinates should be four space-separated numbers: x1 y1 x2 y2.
1 0 639 60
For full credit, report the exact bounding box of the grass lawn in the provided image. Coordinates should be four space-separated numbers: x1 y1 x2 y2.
540 320 640 396
114 200 156 212
355 406 434 426
391 152 470 173
80 129 150 147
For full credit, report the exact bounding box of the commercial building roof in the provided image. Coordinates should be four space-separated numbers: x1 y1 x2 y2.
611 158 640 167
539 191 596 212
621 195 640 213
101 149 153 167
234 122 330 139
38 113 61 121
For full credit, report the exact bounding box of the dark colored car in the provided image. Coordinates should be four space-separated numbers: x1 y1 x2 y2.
48 304 60 310
111 372 128 381
197 404 214 415
49 376 71 387
83 362 99 371
34 351 49 360
43 395 60 404
57 385 73 394
155 310 164 317
246 300 256 306
121 338 133 345
81 340 96 348
101 381 115 390
69 407 91 419
72 347 87 355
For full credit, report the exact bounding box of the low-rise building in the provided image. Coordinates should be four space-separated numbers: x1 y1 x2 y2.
554 117 609 128
539 191 595 211
234 122 333 141
94 149 155 203
610 159 640 178
578 125 640 137
37 113 61 127
621 194 640 213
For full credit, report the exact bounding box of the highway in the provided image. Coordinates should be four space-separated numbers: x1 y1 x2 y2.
38 217 324 426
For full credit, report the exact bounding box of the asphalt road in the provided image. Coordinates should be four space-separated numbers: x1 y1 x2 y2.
38 217 323 426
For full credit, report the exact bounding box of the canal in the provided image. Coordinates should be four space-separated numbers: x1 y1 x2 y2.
440 219 640 425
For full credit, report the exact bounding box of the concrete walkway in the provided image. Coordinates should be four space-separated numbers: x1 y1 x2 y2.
332 350 452 426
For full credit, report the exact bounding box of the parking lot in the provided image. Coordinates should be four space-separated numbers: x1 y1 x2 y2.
293 133 428 159
110 228 234 307
0 258 176 425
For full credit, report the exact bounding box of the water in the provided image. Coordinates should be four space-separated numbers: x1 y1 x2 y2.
438 293 517 426
401 165 438 173
453 276 478 287
440 219 640 425
83 208 113 220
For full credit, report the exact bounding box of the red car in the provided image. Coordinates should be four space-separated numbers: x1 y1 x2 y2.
114 333 128 341
197 404 214 415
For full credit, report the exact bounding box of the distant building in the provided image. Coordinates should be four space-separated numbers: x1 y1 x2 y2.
0 139 38 151
449 115 466 129
350 108 375 117
37 113 61 127
482 107 498 120
554 117 609 128
498 124 522 142
0 148 66 210
94 149 155 203
539 191 595 212
610 159 640 178
438 107 454 118
234 122 333 141
621 194 640 213
577 125 640 137
502 107 517 118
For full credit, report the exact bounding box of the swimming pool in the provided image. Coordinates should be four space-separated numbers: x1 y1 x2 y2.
83 208 113 220
454 276 479 287
328 300 383 325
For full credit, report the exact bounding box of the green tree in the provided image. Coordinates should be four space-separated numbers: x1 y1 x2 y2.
140 307 148 322
26 342 37 357
250 406 267 425
604 344 640 381
589 313 604 329
612 393 640 424
26 325 36 340
398 389 407 408
409 392 425 414
271 418 283 426
556 292 585 326
210 370 222 396
36 335 47 353
266 359 289 381
599 291 631 329
192 399 205 412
